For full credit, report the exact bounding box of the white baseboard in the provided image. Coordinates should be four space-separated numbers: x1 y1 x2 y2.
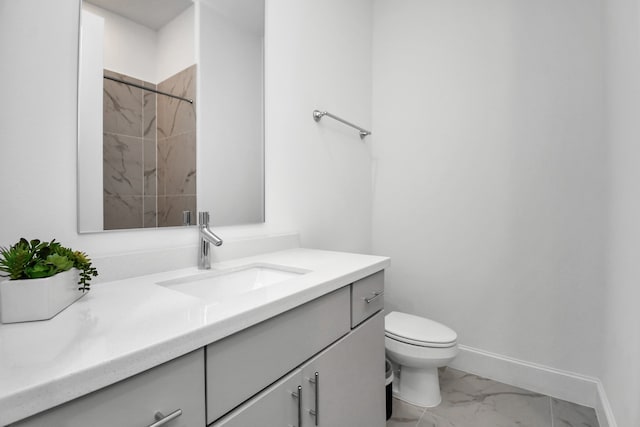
448 344 616 427
594 381 617 427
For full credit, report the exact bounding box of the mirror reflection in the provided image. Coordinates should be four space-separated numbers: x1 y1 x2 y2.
77 0 265 233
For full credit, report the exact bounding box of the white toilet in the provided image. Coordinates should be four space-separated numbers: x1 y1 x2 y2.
385 311 458 407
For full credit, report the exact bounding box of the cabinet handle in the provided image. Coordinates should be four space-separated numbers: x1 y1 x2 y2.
291 385 302 427
308 372 319 425
364 291 384 304
147 409 182 427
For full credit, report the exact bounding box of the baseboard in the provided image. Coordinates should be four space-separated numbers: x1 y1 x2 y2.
448 344 616 427
594 380 617 427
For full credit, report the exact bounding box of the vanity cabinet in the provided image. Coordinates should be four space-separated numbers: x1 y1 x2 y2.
7 269 386 427
212 311 385 427
11 349 205 427
300 310 385 427
211 369 303 427
206 287 351 423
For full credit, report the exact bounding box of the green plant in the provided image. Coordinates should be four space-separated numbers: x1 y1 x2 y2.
0 238 98 291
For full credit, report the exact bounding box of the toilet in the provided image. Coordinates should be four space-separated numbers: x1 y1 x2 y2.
384 311 458 407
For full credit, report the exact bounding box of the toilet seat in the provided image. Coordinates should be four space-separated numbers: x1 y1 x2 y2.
385 331 456 348
385 311 457 348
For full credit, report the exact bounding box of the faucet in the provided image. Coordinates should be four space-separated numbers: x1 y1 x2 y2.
198 211 223 269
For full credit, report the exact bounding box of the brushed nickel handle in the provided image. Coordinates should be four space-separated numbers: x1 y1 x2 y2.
147 409 182 427
364 291 384 304
291 385 302 427
307 372 319 425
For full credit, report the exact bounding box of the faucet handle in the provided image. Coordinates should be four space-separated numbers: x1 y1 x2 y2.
198 211 210 226
183 210 192 226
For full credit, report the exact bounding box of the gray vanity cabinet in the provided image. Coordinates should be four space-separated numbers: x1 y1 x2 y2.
211 311 385 427
7 270 385 427
205 287 351 424
301 311 385 427
211 369 303 427
11 349 206 427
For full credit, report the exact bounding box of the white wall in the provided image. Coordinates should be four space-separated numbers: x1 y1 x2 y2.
157 5 195 83
82 2 195 84
263 0 373 253
0 0 372 264
197 1 265 226
372 0 607 379
602 0 640 425
82 2 158 83
77 10 104 232
201 0 374 250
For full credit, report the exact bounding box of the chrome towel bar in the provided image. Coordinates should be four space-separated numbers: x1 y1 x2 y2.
313 110 371 139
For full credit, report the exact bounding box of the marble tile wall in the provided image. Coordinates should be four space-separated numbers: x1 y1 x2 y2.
156 64 197 227
102 66 196 229
387 368 600 427
103 70 156 229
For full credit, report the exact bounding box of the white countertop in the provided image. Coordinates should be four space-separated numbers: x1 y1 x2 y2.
0 248 389 425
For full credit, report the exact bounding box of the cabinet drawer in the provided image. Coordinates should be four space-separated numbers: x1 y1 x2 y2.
351 270 384 327
206 286 350 424
12 349 205 427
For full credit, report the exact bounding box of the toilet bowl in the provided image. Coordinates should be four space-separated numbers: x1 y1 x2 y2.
385 311 458 407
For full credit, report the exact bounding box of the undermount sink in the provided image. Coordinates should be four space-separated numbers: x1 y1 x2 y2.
157 264 307 303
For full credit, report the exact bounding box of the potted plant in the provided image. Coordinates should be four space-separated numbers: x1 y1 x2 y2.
0 238 98 323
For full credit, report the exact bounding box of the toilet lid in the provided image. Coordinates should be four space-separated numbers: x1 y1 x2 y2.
385 311 457 346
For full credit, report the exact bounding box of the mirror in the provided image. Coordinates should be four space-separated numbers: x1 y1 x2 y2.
77 0 265 232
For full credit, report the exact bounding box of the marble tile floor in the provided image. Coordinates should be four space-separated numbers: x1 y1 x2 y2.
387 368 600 427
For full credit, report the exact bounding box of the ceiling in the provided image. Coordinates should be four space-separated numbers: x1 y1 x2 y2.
85 0 193 30
85 0 264 34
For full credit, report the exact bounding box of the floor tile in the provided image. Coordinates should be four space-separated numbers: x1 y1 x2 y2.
387 368 600 427
424 368 552 427
552 398 600 427
387 397 425 427
417 411 457 427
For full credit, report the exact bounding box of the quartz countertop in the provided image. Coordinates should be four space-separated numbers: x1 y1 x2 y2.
0 248 389 425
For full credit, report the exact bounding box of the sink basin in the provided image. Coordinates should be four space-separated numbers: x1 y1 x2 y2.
157 264 306 303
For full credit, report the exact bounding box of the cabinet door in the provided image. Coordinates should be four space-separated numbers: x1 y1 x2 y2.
211 369 302 427
11 350 205 427
301 311 385 427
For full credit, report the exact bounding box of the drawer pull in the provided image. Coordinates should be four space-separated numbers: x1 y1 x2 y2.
364 291 384 304
291 385 302 427
148 409 182 427
308 372 319 425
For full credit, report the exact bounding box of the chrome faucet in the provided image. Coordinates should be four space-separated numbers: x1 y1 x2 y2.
198 211 223 269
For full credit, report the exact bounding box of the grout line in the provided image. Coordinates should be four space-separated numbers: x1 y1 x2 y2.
550 396 554 427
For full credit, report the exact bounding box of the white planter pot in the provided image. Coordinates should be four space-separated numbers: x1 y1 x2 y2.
0 269 87 324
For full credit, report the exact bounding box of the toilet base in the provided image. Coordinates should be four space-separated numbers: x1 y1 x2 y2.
394 365 442 408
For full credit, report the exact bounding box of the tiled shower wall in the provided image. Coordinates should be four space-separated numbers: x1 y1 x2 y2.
157 65 197 228
102 65 196 229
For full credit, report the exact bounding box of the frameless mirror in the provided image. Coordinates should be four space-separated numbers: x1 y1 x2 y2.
77 0 265 232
